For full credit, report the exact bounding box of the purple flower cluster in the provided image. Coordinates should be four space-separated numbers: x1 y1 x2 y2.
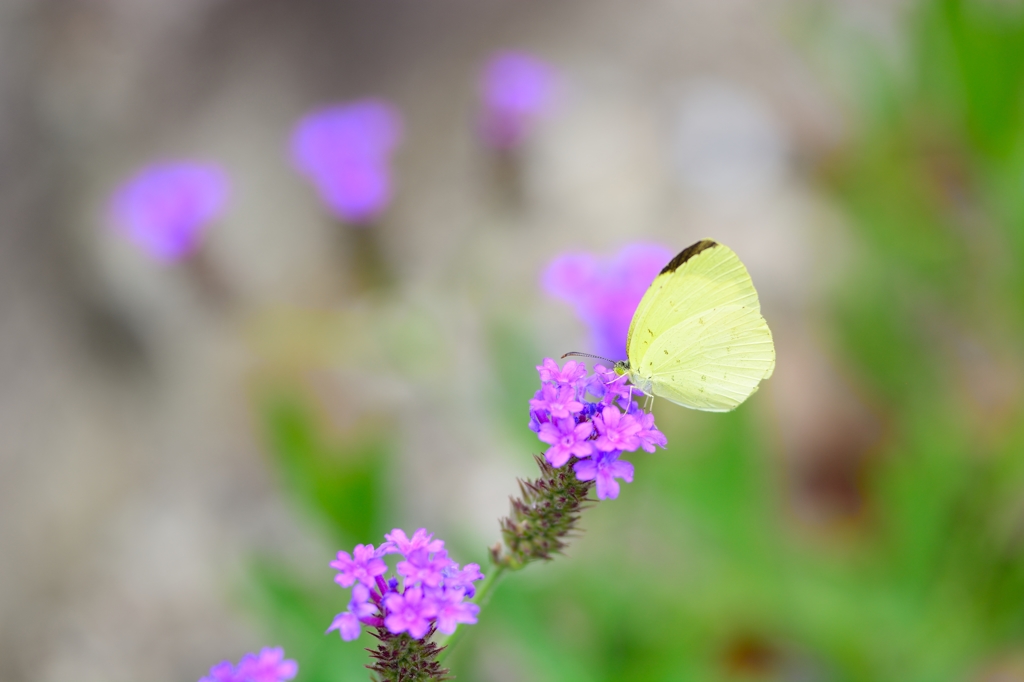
291 99 403 224
198 647 297 682
542 243 673 360
478 51 556 150
109 161 229 263
327 528 483 642
529 358 667 500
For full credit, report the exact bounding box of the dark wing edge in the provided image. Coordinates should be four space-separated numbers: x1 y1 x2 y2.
658 238 718 276
626 238 722 360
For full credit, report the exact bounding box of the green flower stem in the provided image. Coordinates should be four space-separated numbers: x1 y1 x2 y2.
435 563 508 663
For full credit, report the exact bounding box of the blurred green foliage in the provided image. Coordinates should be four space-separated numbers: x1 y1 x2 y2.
831 0 1024 328
488 318 546 452
262 396 389 547
244 1 1024 679
244 393 394 681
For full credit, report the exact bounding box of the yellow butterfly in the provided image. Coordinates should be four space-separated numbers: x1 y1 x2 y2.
569 239 775 411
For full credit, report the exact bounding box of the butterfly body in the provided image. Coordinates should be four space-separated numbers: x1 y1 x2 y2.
620 239 775 412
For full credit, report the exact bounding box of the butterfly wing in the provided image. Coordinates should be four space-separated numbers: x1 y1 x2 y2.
634 304 775 411
626 240 762 369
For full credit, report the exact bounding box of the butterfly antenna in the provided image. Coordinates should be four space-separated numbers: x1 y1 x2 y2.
561 351 616 364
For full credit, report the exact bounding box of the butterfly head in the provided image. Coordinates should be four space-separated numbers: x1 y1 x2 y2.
613 360 630 376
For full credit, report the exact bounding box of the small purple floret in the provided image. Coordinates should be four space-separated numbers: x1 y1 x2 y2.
636 412 668 452
327 584 376 641
588 364 633 405
396 548 452 588
384 587 437 639
431 587 480 635
330 544 387 587
538 418 594 467
444 563 485 597
529 384 584 419
109 161 228 263
574 451 635 500
537 358 587 384
593 406 642 452
384 528 444 555
328 611 361 642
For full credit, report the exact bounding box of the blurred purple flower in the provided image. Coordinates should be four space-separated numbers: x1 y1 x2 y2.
291 99 403 224
542 243 673 360
198 647 297 682
478 51 555 150
573 450 634 501
109 162 228 263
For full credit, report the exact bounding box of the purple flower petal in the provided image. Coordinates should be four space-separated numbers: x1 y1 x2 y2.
327 611 362 641
349 584 376 619
593 406 642 452
330 544 387 587
529 384 584 419
538 418 594 467
384 587 437 640
573 451 634 500
396 548 453 588
326 582 377 640
432 587 480 635
384 528 444 555
444 563 484 597
636 412 668 452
